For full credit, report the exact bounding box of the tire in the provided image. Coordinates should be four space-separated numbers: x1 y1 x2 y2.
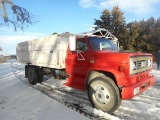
37 68 43 83
28 66 39 85
88 77 122 113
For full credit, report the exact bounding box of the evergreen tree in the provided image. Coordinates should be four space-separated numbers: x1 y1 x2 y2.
94 6 128 50
94 9 111 30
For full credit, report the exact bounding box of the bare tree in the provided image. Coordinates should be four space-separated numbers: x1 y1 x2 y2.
0 0 37 31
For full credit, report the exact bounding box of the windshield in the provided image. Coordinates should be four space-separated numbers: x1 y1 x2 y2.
88 37 119 51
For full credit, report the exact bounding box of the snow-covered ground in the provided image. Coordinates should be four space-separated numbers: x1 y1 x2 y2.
0 59 160 120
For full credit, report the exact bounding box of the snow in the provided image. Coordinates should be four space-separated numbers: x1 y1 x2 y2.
0 59 160 120
0 60 90 120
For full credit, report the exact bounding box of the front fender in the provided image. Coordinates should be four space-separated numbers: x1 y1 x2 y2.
86 66 126 86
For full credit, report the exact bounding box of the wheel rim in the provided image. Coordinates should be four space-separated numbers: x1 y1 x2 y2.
94 85 110 105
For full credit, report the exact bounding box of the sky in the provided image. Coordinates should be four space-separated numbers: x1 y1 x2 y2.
0 0 160 54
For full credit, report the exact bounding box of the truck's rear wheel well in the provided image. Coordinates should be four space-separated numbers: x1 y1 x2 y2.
86 70 117 90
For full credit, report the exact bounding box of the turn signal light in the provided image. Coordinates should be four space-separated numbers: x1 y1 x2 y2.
118 66 125 72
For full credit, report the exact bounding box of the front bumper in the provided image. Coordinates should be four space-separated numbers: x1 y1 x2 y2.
121 75 155 100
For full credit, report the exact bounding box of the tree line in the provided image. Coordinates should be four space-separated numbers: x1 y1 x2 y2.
94 6 160 56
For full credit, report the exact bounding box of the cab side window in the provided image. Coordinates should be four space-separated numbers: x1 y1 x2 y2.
76 39 88 52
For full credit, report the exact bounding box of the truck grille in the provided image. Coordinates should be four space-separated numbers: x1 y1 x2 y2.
130 56 152 75
136 73 149 81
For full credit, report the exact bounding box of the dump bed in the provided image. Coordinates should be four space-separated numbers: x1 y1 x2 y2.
16 34 69 69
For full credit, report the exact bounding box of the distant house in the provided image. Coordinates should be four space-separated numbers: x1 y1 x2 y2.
0 54 7 63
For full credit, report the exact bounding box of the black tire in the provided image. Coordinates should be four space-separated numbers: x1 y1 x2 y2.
37 68 43 83
28 66 39 85
88 77 122 113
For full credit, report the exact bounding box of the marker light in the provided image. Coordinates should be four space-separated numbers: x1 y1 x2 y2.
118 66 125 72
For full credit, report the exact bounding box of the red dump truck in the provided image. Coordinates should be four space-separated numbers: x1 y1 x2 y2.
16 29 154 113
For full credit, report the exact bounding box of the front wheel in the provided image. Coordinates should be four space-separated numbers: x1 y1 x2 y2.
88 77 122 113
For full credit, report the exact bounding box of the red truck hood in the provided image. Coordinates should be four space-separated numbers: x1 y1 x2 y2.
91 51 152 64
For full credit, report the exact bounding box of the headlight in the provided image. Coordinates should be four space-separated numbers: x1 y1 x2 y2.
130 60 136 74
130 61 136 71
148 59 151 67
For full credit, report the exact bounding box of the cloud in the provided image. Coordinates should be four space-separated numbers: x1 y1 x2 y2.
0 33 45 45
79 0 160 15
79 0 95 8
0 28 46 54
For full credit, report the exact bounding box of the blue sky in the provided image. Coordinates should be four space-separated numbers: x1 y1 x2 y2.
0 0 160 54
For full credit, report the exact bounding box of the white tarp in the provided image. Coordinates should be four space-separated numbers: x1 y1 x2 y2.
16 34 69 69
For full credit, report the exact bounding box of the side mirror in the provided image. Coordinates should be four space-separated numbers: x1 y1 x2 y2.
69 36 76 51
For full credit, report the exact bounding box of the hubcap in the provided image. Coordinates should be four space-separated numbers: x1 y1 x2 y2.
94 86 110 105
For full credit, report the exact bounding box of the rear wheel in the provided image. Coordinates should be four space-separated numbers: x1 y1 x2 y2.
28 66 39 85
88 76 122 113
38 67 43 83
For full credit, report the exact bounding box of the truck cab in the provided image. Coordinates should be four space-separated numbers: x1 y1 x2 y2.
64 31 154 113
